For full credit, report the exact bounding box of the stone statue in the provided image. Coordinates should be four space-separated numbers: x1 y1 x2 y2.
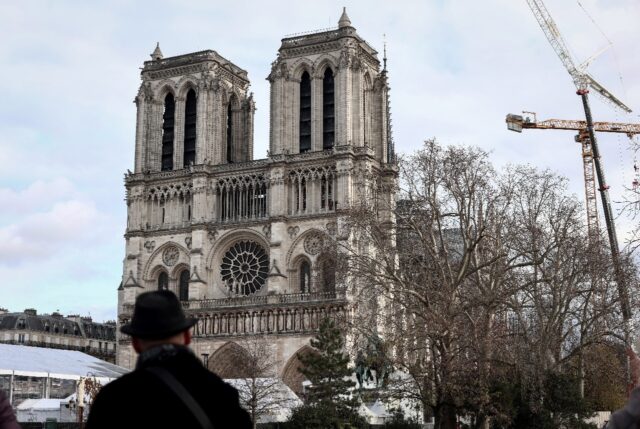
355 334 391 389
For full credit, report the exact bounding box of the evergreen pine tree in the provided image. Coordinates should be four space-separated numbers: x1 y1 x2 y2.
288 318 366 428
299 317 356 408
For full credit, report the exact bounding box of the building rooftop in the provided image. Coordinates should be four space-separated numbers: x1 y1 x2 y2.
278 8 378 60
142 48 249 81
0 310 116 341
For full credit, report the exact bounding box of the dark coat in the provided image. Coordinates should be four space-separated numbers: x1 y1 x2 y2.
0 390 19 429
606 387 640 429
86 345 251 429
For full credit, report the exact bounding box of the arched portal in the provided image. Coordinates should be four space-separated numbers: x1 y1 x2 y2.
282 345 317 397
208 342 251 379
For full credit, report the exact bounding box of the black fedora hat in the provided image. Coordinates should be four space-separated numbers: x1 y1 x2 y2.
121 290 197 340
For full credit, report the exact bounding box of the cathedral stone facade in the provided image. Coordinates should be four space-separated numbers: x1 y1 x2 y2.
118 9 396 395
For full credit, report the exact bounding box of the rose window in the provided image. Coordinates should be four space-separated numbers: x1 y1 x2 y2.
220 240 269 295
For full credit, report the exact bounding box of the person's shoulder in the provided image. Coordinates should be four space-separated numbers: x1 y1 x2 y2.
198 366 234 388
96 370 146 397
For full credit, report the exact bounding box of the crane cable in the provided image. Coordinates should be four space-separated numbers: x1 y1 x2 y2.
576 0 628 106
577 0 639 193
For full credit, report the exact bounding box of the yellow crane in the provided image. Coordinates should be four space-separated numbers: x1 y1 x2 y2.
506 112 640 242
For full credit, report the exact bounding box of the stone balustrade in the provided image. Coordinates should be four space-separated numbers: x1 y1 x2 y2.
187 301 346 338
184 290 344 310
119 291 347 340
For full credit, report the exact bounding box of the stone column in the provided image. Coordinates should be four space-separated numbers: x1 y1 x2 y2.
268 167 285 217
242 95 255 161
284 78 295 154
268 75 284 155
195 83 207 165
351 71 363 147
134 90 147 173
336 57 353 147
210 82 223 164
311 74 322 152
336 160 352 209
174 96 186 169
149 100 164 172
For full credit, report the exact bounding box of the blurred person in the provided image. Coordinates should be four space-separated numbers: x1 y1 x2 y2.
0 390 19 429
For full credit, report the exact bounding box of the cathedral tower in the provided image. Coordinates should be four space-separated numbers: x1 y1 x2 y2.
118 10 396 396
268 8 393 163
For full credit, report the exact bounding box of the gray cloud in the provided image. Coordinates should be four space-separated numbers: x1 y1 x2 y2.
0 199 111 265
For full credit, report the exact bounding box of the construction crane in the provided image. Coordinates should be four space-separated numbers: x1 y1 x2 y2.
506 112 640 241
523 0 634 392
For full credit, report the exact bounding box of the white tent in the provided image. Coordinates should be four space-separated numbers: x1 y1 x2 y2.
0 343 128 407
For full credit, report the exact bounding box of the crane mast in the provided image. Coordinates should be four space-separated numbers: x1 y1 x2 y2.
523 0 634 393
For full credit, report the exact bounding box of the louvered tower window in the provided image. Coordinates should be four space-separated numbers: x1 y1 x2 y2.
179 270 190 301
299 72 311 153
322 69 335 149
161 94 175 171
227 99 234 163
183 89 197 167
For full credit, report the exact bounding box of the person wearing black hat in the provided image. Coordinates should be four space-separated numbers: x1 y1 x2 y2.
86 290 251 429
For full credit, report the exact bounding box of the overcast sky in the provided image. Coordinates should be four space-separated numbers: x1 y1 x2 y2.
1 0 639 321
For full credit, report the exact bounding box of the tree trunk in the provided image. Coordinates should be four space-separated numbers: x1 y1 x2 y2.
474 415 490 429
439 403 457 429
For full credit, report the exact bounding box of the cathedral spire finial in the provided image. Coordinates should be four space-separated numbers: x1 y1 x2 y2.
151 42 163 61
383 34 387 71
338 7 352 28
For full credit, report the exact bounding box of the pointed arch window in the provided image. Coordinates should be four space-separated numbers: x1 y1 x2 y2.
322 69 335 150
299 71 311 153
299 260 311 293
183 89 197 167
158 272 169 290
161 94 175 171
320 256 336 293
227 96 236 163
179 270 190 301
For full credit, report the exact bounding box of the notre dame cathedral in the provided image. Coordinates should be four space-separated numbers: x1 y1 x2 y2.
118 9 396 395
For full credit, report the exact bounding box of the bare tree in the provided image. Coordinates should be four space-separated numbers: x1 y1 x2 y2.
228 337 298 429
345 140 509 428
342 140 637 429
496 166 632 427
